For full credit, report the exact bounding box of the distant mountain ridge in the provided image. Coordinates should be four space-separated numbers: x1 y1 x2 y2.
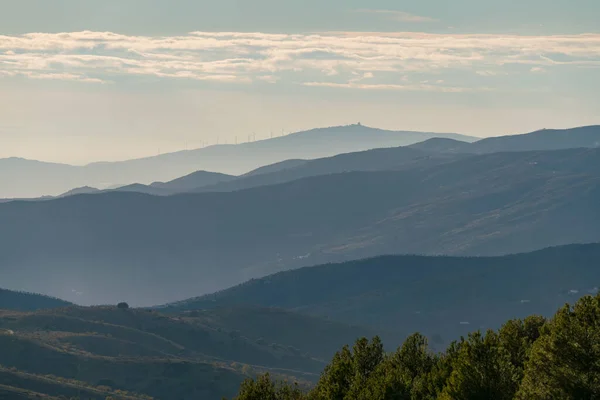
191 146 466 194
470 125 600 153
168 243 600 342
150 170 235 191
63 124 600 198
0 124 476 198
410 125 600 154
1 147 598 306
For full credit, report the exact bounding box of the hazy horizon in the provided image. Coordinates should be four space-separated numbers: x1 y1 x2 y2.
1 0 599 164
2 122 599 166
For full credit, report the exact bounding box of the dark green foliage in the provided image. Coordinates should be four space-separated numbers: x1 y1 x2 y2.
355 333 436 400
440 331 518 400
308 337 385 400
116 302 129 310
232 294 600 400
234 373 304 400
498 315 546 377
517 296 600 399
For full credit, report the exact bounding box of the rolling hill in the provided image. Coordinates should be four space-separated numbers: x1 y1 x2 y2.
0 329 244 400
169 244 600 343
0 147 598 305
0 124 475 198
0 303 385 399
0 289 72 312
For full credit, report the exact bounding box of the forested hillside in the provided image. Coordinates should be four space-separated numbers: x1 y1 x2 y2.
231 293 600 399
168 244 600 341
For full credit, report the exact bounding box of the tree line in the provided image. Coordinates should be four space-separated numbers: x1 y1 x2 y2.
231 293 600 399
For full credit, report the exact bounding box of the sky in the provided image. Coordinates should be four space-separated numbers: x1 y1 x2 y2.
1 0 599 164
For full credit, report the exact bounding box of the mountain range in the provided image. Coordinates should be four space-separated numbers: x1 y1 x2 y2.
1 145 598 305
35 124 599 200
54 124 600 199
0 125 476 198
409 125 600 154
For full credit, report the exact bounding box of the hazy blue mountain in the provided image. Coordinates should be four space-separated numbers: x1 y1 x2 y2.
191 124 600 194
408 137 473 153
151 170 235 192
58 186 101 197
0 157 82 199
57 171 234 198
58 146 464 197
192 146 465 194
471 125 600 153
408 125 600 155
0 288 72 311
241 159 309 177
110 183 173 196
0 148 598 306
0 124 476 198
169 244 600 342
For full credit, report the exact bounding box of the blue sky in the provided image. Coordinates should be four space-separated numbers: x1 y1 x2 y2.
1 0 599 164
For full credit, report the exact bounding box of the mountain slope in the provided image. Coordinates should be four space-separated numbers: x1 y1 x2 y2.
0 366 149 400
59 171 235 198
471 125 600 153
0 289 72 311
408 138 473 153
0 304 382 398
59 186 101 197
168 306 391 359
241 159 308 177
0 330 244 400
409 125 600 155
151 170 235 192
0 148 598 305
0 125 475 198
192 146 464 194
169 244 600 342
0 307 324 373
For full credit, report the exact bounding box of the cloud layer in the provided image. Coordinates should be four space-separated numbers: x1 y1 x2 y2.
1 31 599 90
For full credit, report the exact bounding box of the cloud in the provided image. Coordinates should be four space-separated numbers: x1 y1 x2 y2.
0 30 599 89
354 9 438 23
302 81 488 93
530 67 547 73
